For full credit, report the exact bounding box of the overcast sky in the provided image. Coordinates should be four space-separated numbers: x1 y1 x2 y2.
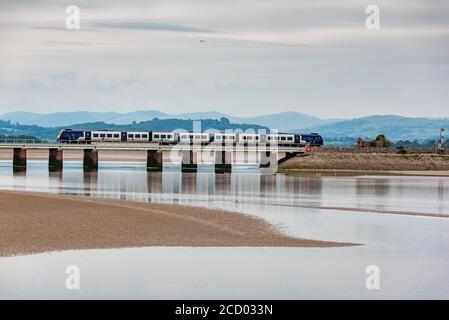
0 0 448 118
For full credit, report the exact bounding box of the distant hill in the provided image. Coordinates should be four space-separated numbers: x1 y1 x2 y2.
233 112 336 131
0 110 338 131
176 111 230 121
308 115 449 141
68 118 268 133
2 111 448 141
0 111 122 127
106 111 170 124
0 118 268 141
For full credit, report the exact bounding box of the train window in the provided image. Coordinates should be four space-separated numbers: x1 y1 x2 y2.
142 134 148 139
194 135 201 140
107 134 113 138
288 137 293 141
129 134 134 138
114 134 120 138
281 137 286 141
167 135 172 139
93 134 99 138
100 134 106 138
202 135 208 139
154 134 160 139
256 136 259 140
135 134 141 139
181 135 187 139
216 135 222 140
161 135 167 139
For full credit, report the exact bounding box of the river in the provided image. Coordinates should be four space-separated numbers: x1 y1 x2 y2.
0 159 448 299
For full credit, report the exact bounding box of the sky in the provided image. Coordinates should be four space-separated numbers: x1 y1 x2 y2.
0 0 448 119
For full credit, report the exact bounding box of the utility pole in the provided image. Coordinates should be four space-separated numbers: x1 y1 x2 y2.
438 128 445 153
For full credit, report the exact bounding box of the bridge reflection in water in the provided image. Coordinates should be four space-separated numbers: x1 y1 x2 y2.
6 163 324 210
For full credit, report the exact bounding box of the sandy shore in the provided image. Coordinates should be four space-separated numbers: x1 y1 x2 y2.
0 191 354 257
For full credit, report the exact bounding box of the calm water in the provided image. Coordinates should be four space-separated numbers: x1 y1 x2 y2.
0 160 449 299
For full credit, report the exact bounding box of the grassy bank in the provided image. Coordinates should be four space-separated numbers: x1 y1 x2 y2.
279 149 449 174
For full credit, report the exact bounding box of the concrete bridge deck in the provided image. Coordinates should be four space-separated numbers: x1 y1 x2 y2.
0 141 305 152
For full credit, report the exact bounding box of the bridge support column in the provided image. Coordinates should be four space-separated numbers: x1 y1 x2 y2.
182 150 197 173
83 149 98 171
49 148 63 171
260 151 272 168
147 150 163 172
215 151 232 173
278 152 296 165
259 151 279 175
13 148 27 171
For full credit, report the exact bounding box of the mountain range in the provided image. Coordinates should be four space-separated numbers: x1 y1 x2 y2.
308 115 449 141
1 111 448 141
0 118 268 141
0 111 333 132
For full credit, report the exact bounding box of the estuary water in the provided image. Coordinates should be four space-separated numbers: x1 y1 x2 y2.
0 159 448 299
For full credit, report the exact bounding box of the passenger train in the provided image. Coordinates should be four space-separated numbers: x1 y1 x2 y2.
57 129 324 146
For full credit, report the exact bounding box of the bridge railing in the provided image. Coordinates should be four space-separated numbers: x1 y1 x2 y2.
0 139 52 144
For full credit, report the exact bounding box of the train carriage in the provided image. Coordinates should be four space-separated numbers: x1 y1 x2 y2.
91 131 122 142
126 131 150 143
179 132 212 144
212 133 236 143
236 133 260 144
151 131 177 144
57 129 323 147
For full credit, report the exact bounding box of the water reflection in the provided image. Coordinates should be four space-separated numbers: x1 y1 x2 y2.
0 162 448 217
1 162 449 299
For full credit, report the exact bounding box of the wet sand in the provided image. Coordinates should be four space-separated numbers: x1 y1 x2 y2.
0 191 354 257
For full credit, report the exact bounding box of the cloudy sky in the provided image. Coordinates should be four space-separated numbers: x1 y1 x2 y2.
0 0 448 118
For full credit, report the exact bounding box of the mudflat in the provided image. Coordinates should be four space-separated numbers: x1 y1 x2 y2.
0 191 354 257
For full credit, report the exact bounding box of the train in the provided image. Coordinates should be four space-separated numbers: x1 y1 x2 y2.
57 129 324 146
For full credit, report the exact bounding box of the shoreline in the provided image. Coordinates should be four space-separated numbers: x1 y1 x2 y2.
0 191 356 257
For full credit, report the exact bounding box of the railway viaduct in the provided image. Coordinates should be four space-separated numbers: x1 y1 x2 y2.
0 142 306 174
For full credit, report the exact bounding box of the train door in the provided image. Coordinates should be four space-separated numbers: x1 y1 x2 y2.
121 132 127 142
294 134 301 144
